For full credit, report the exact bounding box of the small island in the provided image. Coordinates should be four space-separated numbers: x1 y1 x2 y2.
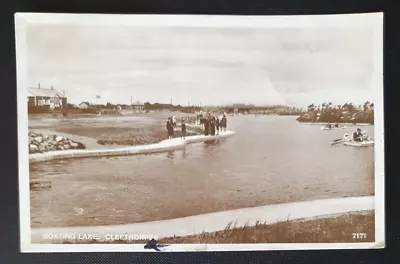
296 101 374 124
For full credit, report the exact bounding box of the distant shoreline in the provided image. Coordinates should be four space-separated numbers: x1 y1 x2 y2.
297 121 372 126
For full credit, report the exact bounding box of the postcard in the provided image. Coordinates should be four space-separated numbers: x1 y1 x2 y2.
15 12 384 252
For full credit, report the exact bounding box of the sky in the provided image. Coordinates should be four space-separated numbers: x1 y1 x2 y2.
26 23 379 107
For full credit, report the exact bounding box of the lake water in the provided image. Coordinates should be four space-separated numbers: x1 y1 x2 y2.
30 115 374 228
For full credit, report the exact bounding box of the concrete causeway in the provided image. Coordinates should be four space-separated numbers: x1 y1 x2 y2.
29 130 235 163
31 196 374 243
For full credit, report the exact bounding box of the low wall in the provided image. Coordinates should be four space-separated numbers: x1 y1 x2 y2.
31 196 374 243
29 131 235 164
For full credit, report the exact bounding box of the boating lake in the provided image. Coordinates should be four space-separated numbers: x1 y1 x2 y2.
30 115 375 228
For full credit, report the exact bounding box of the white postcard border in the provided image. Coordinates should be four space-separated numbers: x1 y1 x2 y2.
15 12 385 252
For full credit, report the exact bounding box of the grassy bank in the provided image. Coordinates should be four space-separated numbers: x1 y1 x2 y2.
72 211 373 244
95 127 202 146
57 121 203 146
29 111 202 147
159 211 374 243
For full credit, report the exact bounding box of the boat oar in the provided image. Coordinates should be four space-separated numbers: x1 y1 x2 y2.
331 136 346 145
331 139 344 146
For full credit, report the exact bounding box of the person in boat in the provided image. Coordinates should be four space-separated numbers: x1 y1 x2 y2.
221 114 227 132
166 117 174 139
210 116 216 136
215 116 220 135
181 118 186 139
353 128 364 142
361 130 371 141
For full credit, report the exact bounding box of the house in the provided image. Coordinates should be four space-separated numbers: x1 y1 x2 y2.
78 102 90 109
132 101 144 110
28 86 66 108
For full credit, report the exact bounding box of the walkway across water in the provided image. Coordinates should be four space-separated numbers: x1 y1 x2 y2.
29 131 235 163
31 196 374 243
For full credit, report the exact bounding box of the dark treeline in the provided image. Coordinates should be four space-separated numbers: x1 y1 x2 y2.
143 102 201 113
296 101 374 124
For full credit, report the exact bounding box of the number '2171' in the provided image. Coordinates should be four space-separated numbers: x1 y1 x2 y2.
352 233 367 239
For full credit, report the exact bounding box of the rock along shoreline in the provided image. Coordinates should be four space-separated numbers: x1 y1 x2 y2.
29 132 86 154
29 130 235 164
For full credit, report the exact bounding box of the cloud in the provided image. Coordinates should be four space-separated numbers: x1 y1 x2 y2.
26 24 377 106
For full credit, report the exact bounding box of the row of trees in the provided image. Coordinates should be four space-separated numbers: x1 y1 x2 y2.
142 103 304 115
306 101 374 113
297 101 374 124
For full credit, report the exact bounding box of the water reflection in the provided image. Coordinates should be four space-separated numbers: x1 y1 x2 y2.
204 139 220 147
181 149 187 159
166 151 174 159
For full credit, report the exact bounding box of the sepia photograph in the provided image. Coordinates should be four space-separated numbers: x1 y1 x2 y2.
15 13 384 252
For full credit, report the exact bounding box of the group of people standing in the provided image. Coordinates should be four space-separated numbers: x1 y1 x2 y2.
201 113 227 136
166 116 186 139
166 113 228 140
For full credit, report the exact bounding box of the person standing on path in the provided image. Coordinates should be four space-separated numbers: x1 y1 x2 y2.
204 114 210 136
181 118 186 139
221 114 227 132
166 118 174 139
210 116 216 136
172 116 177 127
215 116 220 135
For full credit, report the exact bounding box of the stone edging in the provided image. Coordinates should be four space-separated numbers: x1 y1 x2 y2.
29 132 85 154
29 131 236 164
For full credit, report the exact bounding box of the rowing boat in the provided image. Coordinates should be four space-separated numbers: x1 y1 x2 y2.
343 140 374 147
331 133 374 147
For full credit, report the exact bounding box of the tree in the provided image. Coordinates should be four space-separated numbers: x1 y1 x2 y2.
144 102 151 110
363 101 371 111
347 103 355 112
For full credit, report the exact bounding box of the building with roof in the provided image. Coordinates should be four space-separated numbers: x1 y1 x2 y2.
132 101 144 111
28 85 67 109
78 102 90 109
